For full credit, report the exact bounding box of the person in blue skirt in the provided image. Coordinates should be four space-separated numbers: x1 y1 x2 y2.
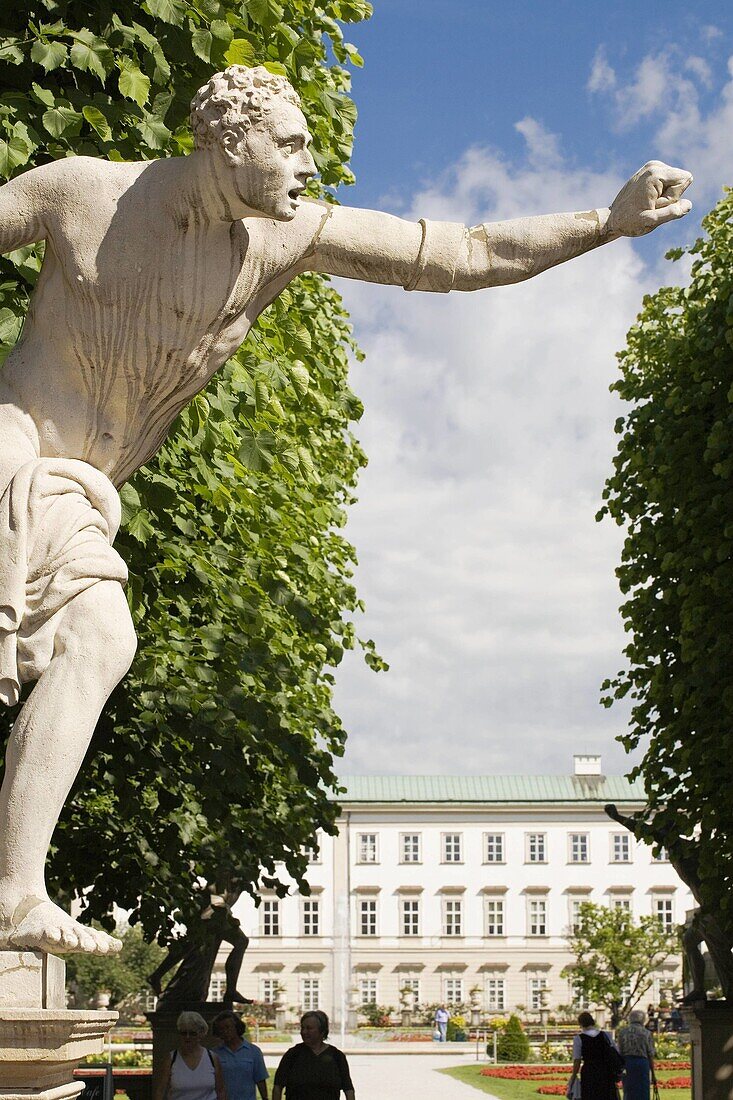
618 1010 657 1100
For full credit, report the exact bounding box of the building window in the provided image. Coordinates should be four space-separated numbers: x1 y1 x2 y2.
610 895 632 912
442 833 463 863
261 978 279 1004
485 898 505 936
262 899 280 936
208 975 226 1001
401 898 420 936
570 980 590 1009
301 978 320 1011
653 896 675 932
529 977 548 1010
652 846 669 862
528 898 547 936
443 898 463 936
445 978 464 1006
569 833 589 864
400 977 421 1002
484 833 505 863
359 978 378 1005
568 897 584 933
527 833 547 863
400 833 421 863
611 833 632 863
302 898 320 936
485 978 506 1011
358 833 378 863
359 899 377 936
303 835 321 863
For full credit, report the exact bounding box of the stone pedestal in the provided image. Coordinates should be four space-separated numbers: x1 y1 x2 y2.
0 951 116 1100
684 1001 733 1100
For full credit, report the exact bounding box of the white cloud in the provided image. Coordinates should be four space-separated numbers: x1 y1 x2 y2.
685 55 713 87
587 47 617 93
514 117 563 168
612 53 681 129
332 39 733 780
591 44 733 204
332 144 666 778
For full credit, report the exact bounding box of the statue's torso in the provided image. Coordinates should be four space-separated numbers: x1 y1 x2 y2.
0 158 314 486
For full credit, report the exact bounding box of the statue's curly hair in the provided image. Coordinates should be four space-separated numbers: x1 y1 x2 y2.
190 65 301 150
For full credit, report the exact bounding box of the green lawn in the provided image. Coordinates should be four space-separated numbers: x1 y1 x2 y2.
440 1064 691 1099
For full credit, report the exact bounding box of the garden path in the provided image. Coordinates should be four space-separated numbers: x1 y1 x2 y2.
263 1052 498 1099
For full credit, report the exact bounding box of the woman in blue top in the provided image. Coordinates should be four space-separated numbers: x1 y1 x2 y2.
212 1011 269 1100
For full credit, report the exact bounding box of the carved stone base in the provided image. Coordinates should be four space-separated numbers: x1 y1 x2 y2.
0 951 116 1100
683 1001 733 1100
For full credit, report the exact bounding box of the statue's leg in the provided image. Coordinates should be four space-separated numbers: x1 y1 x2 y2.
148 940 187 995
223 924 251 1006
0 579 136 954
681 922 707 1001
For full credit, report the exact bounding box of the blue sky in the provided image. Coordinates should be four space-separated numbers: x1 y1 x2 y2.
325 2 733 778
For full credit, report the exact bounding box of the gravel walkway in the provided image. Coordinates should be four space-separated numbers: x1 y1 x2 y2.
264 1052 499 1099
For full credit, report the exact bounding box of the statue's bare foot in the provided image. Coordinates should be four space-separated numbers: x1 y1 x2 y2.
0 895 121 955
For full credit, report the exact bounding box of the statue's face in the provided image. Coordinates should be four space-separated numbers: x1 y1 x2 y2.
227 99 316 220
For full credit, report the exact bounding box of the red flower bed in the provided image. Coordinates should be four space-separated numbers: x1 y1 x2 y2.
480 1066 572 1079
479 1063 692 1095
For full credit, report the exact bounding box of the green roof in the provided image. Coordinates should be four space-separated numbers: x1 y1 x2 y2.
336 774 646 805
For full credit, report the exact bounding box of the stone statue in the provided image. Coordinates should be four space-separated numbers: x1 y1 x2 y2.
0 65 692 956
605 804 733 1001
147 888 251 1007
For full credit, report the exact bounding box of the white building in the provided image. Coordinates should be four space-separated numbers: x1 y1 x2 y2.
222 756 689 1023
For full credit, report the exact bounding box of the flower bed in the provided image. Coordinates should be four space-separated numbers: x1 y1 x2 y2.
480 1062 691 1095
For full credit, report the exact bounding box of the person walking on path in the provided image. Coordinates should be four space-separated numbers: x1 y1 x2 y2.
434 1005 450 1042
567 1011 622 1100
272 1011 354 1100
154 1011 227 1100
618 1010 656 1100
213 1010 268 1100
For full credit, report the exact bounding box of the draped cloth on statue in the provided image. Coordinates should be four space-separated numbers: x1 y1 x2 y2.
0 458 128 706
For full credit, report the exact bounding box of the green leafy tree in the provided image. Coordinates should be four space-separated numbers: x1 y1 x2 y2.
0 0 381 961
562 902 678 1019
65 924 165 1015
496 1014 531 1062
599 189 733 922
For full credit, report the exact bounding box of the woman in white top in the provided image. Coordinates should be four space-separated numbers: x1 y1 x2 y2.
567 1011 621 1100
154 1011 227 1100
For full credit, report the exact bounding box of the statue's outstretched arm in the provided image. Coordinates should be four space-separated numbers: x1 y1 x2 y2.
0 163 58 253
309 161 692 292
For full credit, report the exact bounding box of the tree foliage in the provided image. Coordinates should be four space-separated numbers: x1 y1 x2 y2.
0 0 381 944
599 190 733 923
65 925 166 1014
562 902 679 1017
496 1015 531 1062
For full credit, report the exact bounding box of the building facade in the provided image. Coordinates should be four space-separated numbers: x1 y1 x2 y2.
221 756 689 1024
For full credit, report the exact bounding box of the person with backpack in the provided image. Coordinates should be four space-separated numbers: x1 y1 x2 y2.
154 1011 227 1100
567 1011 623 1100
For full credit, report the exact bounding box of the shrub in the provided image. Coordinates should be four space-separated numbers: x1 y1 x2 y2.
447 1014 467 1041
496 1014 531 1062
359 1002 394 1027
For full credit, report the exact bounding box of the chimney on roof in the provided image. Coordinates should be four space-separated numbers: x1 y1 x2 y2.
573 754 602 777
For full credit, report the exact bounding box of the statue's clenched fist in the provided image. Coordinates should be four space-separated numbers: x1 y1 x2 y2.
607 160 693 237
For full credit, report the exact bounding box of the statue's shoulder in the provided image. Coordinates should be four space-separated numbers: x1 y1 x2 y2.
18 155 139 205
